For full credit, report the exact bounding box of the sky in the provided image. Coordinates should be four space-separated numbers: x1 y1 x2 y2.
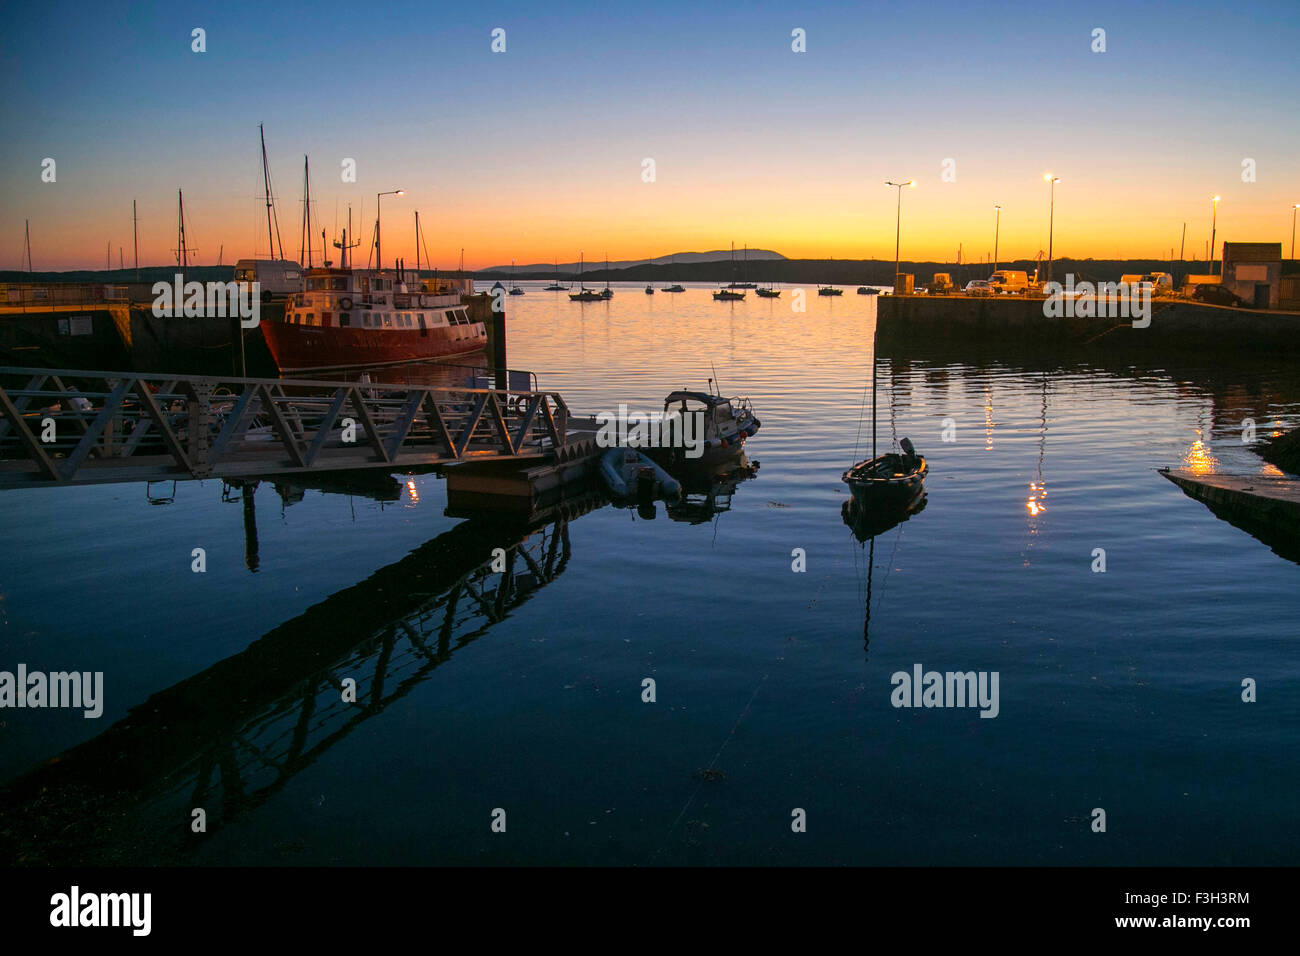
2 0 1298 271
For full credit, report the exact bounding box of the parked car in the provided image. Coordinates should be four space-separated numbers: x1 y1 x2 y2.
1192 283 1244 307
964 279 994 296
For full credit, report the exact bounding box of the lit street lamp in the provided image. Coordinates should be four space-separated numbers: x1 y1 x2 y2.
993 204 1002 273
376 189 405 271
885 179 915 291
1209 195 1221 275
1044 175 1060 284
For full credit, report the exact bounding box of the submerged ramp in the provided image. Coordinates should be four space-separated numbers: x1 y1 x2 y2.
1160 468 1300 562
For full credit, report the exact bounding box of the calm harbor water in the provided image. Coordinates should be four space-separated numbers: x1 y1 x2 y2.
2 282 1297 865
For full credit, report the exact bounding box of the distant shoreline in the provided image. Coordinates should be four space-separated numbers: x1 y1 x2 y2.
8 256 1294 287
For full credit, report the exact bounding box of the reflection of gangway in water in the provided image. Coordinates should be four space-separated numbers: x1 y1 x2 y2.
0 490 603 865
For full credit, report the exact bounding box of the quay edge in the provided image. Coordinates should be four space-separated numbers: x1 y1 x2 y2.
876 295 1300 354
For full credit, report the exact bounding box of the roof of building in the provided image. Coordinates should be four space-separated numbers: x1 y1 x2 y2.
1223 242 1282 262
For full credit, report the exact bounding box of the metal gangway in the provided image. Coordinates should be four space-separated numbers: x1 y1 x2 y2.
0 366 573 489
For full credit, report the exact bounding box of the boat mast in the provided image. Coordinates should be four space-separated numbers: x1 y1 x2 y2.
23 220 32 273
415 211 420 273
259 124 283 261
176 189 188 269
332 207 359 268
304 156 313 268
871 323 878 459
132 200 139 280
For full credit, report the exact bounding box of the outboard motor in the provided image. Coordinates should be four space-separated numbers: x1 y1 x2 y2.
900 437 917 463
636 466 657 506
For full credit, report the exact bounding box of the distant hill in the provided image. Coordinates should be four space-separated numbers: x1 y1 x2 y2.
0 266 235 283
482 249 785 276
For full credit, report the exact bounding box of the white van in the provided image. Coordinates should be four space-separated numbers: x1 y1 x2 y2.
1121 272 1174 296
233 259 303 300
988 270 1029 294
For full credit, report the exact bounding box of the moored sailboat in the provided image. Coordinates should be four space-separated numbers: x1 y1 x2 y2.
544 259 567 291
842 324 928 508
569 252 603 301
713 242 746 300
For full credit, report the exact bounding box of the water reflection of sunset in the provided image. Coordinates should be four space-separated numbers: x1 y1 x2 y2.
1183 438 1218 476
1026 481 1047 517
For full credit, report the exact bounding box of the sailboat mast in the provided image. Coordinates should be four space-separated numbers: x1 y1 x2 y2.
304 155 313 268
871 325 878 459
23 219 32 273
132 200 139 281
259 124 282 261
177 189 188 269
415 211 420 273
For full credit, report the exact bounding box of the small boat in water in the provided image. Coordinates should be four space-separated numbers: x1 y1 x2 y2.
715 242 746 299
818 285 843 296
857 286 880 295
600 447 681 501
842 311 928 509
842 437 928 508
544 259 567 290
649 389 761 469
755 285 780 298
645 285 655 294
598 256 613 298
661 254 684 292
569 253 603 301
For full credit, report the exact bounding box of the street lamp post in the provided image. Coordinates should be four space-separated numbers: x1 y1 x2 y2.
993 204 1002 273
1044 175 1059 284
885 179 914 292
1209 195 1220 275
376 189 405 271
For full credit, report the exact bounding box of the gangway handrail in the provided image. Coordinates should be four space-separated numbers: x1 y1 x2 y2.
0 365 573 488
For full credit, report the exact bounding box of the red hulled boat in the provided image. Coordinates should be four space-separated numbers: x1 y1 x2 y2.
261 266 484 373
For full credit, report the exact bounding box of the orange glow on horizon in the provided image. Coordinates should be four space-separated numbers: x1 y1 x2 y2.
11 169 1299 272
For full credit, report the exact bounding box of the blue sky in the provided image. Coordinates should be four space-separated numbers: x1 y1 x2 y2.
3 0 1298 268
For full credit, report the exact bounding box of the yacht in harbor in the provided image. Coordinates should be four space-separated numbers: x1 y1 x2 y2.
713 242 746 299
569 252 603 301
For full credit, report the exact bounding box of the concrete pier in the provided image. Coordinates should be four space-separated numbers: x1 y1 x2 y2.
877 296 1300 353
